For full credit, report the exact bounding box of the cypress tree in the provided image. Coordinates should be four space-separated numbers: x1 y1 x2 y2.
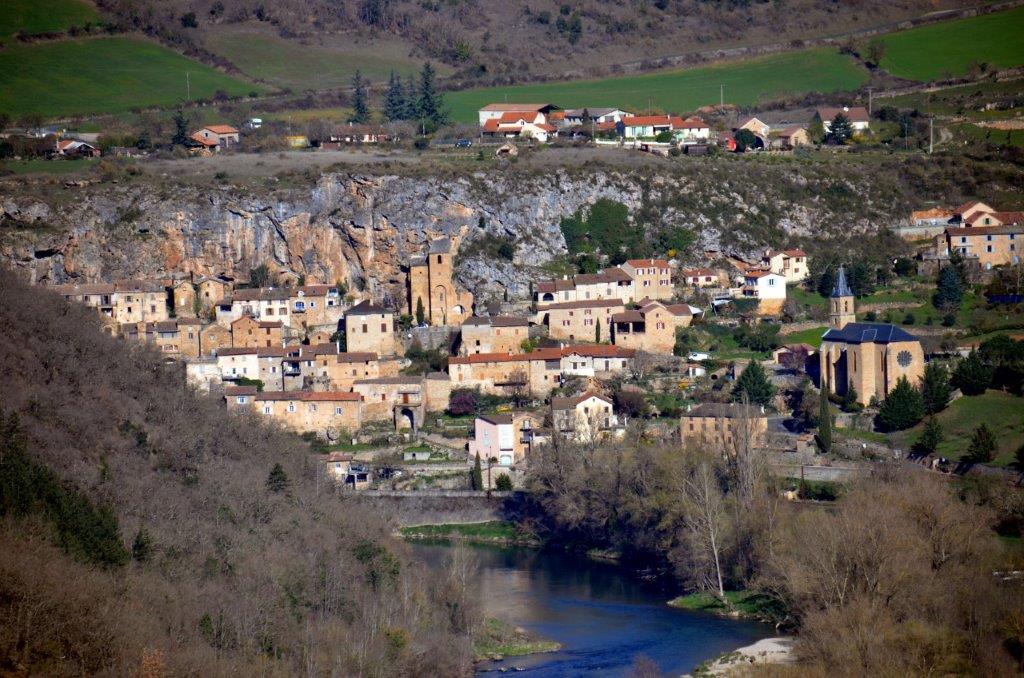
471 453 484 491
920 362 952 414
595 321 601 343
349 70 370 124
818 382 832 453
384 70 405 121
415 297 426 326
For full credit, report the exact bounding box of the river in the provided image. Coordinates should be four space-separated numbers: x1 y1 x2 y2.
412 542 774 676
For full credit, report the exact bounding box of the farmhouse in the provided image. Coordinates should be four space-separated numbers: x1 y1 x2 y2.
681 268 720 287
478 103 560 127
741 271 787 315
561 108 632 125
536 298 624 342
679 403 768 449
761 248 809 283
55 139 100 157
942 201 1024 269
190 125 240 151
611 300 692 354
770 126 810 149
252 391 364 437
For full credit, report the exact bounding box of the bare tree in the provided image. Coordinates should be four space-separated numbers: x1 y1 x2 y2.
680 450 730 601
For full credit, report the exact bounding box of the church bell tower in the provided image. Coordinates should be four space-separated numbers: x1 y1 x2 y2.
829 265 856 329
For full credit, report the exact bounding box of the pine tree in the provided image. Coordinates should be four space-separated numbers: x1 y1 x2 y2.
817 382 832 453
172 110 190 146
827 113 853 144
403 75 419 120
731 361 774 407
416 62 447 126
915 417 943 456
415 297 426 326
384 70 406 121
471 453 484 491
495 473 513 491
877 376 925 432
933 265 965 311
920 362 952 414
967 423 997 463
952 351 993 396
266 463 289 492
349 70 370 124
132 527 154 562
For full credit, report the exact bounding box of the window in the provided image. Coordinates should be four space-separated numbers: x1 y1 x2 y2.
437 255 442 264
380 323 386 332
308 404 317 412
362 324 367 333
287 403 296 413
236 396 248 404
987 235 993 241
263 406 271 414
335 407 343 415
987 245 994 253
961 236 968 243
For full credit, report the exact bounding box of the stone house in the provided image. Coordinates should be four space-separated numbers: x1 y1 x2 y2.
190 125 240 151
253 391 363 437
943 201 1024 270
289 284 342 327
313 352 402 391
172 279 197 318
459 315 530 356
199 323 232 356
612 300 692 354
219 288 292 327
679 403 768 449
681 268 720 287
197 276 231 309
760 249 808 283
551 391 620 443
125 318 202 358
408 237 474 326
216 347 260 382
536 298 624 342
770 126 810 149
231 316 284 349
819 267 925 406
448 348 564 397
353 375 449 431
559 344 636 378
345 300 399 356
620 258 674 301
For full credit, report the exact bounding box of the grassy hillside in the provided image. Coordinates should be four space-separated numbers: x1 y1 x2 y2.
880 5 1024 81
445 48 868 122
0 0 99 38
203 26 447 91
898 390 1024 466
0 37 260 118
0 267 474 674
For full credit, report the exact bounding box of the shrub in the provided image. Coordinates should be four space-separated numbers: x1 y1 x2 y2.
448 389 478 416
876 376 925 432
494 474 513 491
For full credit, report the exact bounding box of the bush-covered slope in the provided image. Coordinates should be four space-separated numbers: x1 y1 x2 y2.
0 267 474 676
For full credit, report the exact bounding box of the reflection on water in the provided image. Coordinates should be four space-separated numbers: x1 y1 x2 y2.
411 542 773 677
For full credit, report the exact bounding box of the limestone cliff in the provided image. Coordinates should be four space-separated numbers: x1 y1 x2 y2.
0 160 952 306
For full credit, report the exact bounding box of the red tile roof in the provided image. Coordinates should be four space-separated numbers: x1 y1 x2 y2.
204 124 239 135
536 299 625 311
621 115 685 128
256 391 362 402
551 391 613 410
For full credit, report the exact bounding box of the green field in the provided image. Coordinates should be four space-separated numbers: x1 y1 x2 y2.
880 6 1024 81
445 48 869 122
898 390 1024 466
781 326 828 348
203 27 445 92
0 0 99 38
0 37 260 118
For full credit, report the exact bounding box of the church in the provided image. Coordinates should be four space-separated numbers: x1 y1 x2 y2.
819 267 925 406
407 237 474 326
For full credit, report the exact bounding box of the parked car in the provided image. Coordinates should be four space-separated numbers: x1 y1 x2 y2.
687 351 710 361
455 138 473 148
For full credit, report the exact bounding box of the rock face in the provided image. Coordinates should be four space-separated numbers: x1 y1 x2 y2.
0 164 911 306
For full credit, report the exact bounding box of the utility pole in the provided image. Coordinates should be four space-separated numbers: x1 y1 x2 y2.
867 86 872 115
929 117 934 154
186 72 190 101
719 84 724 107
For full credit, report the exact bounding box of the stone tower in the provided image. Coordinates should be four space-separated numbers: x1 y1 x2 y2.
829 265 856 329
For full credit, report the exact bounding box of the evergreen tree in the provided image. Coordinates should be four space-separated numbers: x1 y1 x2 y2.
384 70 406 121
915 417 943 456
172 110 191 146
817 382 833 453
840 385 860 412
595 321 601 343
471 453 484 491
920 362 952 415
403 75 419 120
952 351 993 396
132 527 154 562
827 113 854 144
416 62 447 126
494 473 513 491
415 297 426 326
266 463 289 492
876 376 925 432
731 361 774 407
967 423 997 463
933 265 965 311
349 70 370 124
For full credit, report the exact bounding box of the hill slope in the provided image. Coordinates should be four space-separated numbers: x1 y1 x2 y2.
0 267 474 675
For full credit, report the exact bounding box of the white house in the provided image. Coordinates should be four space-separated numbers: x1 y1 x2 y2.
561 108 633 125
815 106 870 133
674 117 711 145
760 249 809 284
478 103 559 128
550 391 620 443
742 271 787 315
215 348 260 381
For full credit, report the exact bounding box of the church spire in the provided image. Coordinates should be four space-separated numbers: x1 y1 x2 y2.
831 265 853 298
829 265 856 329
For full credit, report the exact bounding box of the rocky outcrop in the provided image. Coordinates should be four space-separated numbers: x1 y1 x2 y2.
0 163 923 305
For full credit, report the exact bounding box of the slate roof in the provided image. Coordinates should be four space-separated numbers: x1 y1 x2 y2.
345 299 391 315
821 322 920 345
831 265 853 298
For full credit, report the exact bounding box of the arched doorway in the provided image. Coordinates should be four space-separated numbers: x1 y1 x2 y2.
397 407 416 432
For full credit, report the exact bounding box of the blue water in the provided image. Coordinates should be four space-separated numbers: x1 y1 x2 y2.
411 543 774 676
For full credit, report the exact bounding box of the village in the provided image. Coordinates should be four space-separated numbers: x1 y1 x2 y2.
46 180 1024 494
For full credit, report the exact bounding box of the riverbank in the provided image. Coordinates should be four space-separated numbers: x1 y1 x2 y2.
669 590 784 623
473 618 561 662
398 521 542 547
691 637 794 676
